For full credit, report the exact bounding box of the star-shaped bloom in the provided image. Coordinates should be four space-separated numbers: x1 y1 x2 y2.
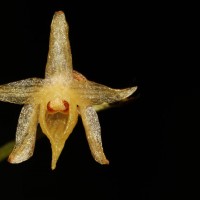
0 11 137 169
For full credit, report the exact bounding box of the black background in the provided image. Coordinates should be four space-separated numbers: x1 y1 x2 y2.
0 1 196 199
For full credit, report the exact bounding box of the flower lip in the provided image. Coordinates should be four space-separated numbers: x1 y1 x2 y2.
47 98 69 114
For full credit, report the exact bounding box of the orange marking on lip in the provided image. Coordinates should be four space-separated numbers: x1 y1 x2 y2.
47 100 69 113
62 100 69 112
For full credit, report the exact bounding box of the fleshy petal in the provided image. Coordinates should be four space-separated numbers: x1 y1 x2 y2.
79 106 109 164
72 79 137 105
45 11 73 80
0 78 43 104
8 104 39 163
39 102 78 170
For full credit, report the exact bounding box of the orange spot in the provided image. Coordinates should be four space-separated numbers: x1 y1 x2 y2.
47 100 69 114
47 101 54 113
62 100 69 112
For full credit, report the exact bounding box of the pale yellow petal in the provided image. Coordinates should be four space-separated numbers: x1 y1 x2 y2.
45 11 73 80
0 78 43 104
71 79 137 105
79 106 109 164
8 104 39 163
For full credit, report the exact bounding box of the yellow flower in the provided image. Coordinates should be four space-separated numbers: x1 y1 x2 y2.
0 11 137 169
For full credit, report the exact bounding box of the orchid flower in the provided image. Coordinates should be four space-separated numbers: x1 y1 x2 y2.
0 11 137 169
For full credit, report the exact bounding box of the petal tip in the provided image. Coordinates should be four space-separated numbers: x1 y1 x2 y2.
104 159 110 165
51 162 57 170
119 86 138 100
7 155 14 163
7 152 31 164
94 156 110 165
130 86 138 94
55 10 64 15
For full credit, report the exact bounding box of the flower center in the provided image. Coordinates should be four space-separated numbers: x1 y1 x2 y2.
47 98 69 114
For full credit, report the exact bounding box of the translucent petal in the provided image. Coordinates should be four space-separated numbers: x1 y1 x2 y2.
45 11 73 80
71 79 137 105
39 102 78 170
80 106 109 164
8 104 39 163
0 78 43 104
